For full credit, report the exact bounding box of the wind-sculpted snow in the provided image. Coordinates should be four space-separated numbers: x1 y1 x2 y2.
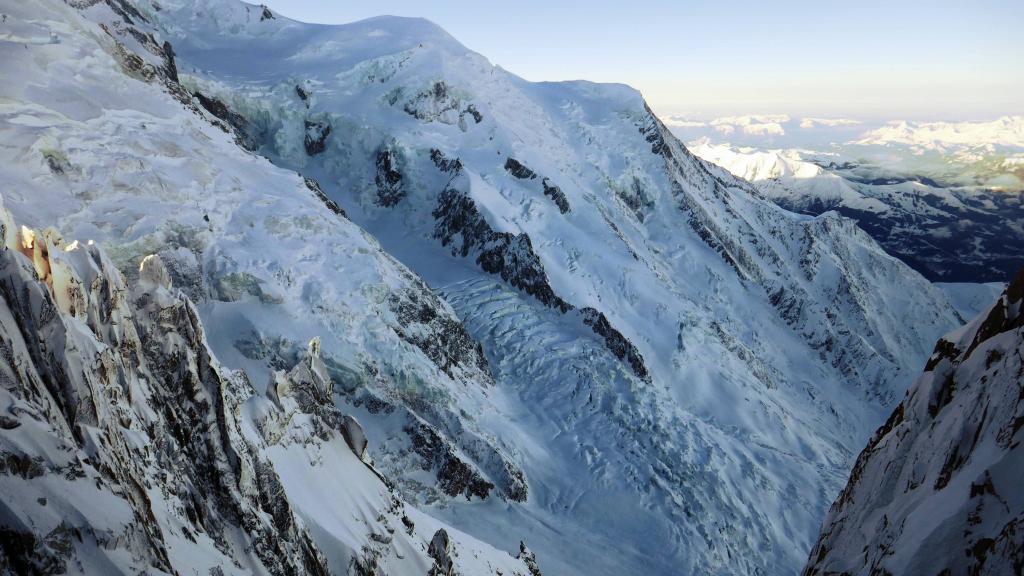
804 269 1024 575
0 198 539 575
0 0 962 574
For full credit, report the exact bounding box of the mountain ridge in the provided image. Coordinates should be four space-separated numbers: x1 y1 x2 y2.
804 266 1024 575
0 1 964 574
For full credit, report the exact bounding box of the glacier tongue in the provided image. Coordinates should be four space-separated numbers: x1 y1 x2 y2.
0 0 964 574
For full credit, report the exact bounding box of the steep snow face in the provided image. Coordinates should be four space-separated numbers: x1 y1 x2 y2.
0 198 536 575
0 1 962 575
692 141 1024 282
804 268 1024 576
0 0 534 515
937 282 1008 319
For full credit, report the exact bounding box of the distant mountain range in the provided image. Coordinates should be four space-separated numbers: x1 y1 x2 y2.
688 129 1024 282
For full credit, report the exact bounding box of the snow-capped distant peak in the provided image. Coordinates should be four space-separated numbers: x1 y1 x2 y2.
856 116 1024 149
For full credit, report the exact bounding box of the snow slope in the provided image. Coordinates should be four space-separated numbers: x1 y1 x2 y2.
804 268 1024 575
0 1 961 574
936 282 1008 319
0 197 536 575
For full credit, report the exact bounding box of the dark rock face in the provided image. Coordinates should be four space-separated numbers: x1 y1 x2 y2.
504 157 537 180
342 415 368 460
616 176 651 221
431 148 463 174
99 21 190 106
518 541 544 576
0 232 331 575
295 84 309 107
433 182 572 313
404 418 494 501
403 81 457 121
343 384 528 503
388 282 492 380
432 156 648 381
304 176 346 218
463 104 483 124
104 0 148 26
303 120 331 156
639 103 672 157
42 151 71 175
542 178 571 214
194 91 257 150
504 159 570 213
579 307 650 382
427 529 455 576
160 40 178 83
374 148 405 206
259 5 275 21
803 268 1024 576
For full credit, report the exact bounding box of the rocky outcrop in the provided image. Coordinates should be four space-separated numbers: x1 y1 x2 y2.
518 542 544 576
432 157 647 380
374 148 406 206
401 81 482 130
803 268 1024 576
303 176 346 217
388 280 492 381
0 207 331 574
194 91 258 150
345 385 527 503
579 307 650 382
431 148 463 174
542 178 571 214
98 17 189 105
303 120 331 156
504 157 537 180
428 529 455 576
404 417 494 501
503 159 571 214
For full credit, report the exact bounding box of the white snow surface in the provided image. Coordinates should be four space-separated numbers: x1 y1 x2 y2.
804 272 1024 575
689 140 1024 283
0 195 534 575
936 282 1008 319
857 116 1024 150
0 1 962 575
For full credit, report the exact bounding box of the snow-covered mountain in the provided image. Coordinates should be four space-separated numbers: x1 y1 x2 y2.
804 267 1024 575
0 1 963 574
692 141 1024 282
856 116 1024 150
0 198 539 575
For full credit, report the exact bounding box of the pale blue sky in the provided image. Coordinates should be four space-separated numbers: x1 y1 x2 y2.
262 0 1023 121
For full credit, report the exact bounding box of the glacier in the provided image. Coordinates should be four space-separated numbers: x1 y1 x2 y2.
0 0 965 574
